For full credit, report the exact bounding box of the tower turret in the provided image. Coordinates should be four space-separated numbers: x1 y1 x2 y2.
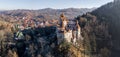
76 20 83 40
76 20 81 31
59 13 68 29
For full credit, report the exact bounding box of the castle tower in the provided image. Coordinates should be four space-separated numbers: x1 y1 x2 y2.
60 13 66 20
59 13 68 30
76 20 83 40
76 20 81 32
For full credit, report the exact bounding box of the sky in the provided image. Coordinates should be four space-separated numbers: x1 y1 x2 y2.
0 0 113 10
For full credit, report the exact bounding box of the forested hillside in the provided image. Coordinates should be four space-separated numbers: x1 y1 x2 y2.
1 1 120 57
91 1 120 57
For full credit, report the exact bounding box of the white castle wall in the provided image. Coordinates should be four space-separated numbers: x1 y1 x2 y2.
64 30 73 42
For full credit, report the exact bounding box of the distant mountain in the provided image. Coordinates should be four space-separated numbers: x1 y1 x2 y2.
0 8 96 20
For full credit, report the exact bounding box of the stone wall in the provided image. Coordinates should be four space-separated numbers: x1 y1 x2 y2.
64 30 73 42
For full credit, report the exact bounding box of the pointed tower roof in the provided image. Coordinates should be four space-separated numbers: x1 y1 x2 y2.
60 13 67 21
60 13 65 18
58 13 68 29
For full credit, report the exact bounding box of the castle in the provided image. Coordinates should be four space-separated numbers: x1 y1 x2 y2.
56 13 83 45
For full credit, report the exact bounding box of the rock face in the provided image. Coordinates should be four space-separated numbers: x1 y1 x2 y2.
56 13 83 45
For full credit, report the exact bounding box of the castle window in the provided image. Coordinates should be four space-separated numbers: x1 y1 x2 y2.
58 30 64 33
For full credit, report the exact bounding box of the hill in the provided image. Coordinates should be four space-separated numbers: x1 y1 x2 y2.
91 1 120 57
0 8 96 20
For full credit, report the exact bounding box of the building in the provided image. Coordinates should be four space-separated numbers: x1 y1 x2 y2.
56 13 83 45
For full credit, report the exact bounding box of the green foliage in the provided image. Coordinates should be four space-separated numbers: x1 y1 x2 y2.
89 33 96 53
100 47 111 57
82 30 92 55
76 12 111 57
76 16 87 28
60 40 71 50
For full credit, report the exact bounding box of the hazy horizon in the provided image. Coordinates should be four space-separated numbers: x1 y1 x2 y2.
0 0 113 10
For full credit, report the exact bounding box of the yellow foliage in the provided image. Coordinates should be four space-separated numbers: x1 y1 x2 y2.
0 20 14 41
68 45 89 57
7 50 18 57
